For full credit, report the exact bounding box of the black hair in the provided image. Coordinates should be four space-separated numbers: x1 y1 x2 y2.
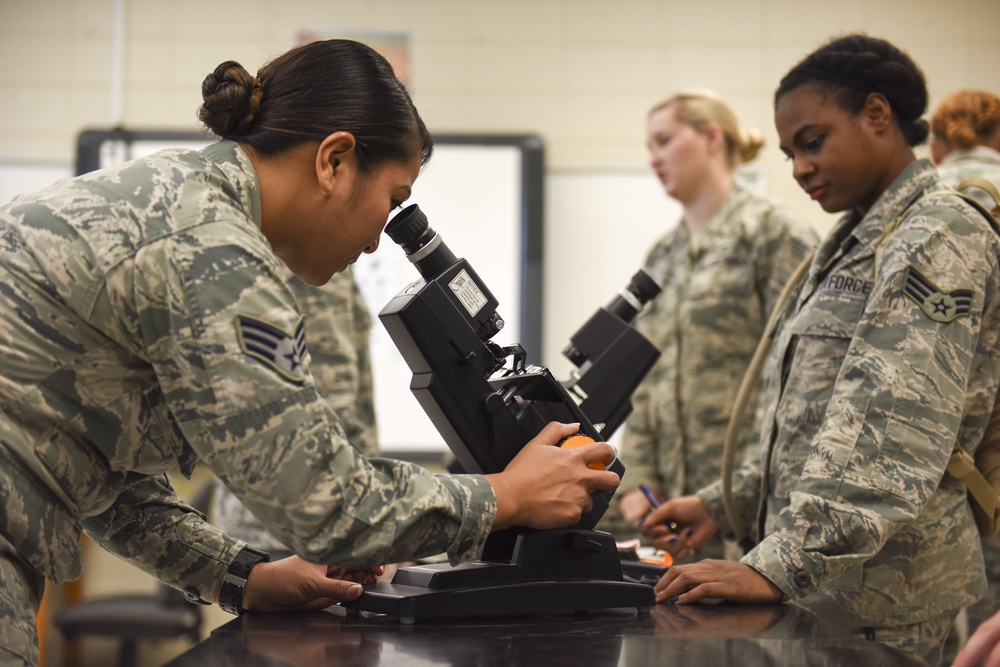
774 34 930 146
197 39 433 173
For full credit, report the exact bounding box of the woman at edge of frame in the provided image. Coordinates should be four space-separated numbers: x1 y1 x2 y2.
641 34 1000 667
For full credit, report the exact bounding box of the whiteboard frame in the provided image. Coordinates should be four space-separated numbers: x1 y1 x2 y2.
75 129 544 461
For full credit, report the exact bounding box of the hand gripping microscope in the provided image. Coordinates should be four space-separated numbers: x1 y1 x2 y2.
344 204 661 622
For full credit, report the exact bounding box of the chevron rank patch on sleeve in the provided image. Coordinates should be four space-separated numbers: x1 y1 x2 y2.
903 267 973 323
236 314 307 382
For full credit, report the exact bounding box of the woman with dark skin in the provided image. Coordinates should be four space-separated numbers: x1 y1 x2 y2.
641 35 1000 666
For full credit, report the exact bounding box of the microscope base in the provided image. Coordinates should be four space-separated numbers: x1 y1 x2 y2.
343 578 653 623
341 529 656 622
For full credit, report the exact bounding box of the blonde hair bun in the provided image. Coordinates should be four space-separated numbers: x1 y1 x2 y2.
650 90 763 166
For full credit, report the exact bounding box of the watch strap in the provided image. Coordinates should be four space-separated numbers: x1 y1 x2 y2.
218 546 271 615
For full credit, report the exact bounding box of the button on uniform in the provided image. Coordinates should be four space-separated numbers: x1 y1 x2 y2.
794 571 811 589
183 587 209 605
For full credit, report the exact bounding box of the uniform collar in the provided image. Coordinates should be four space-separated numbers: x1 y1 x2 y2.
802 159 937 301
846 158 937 251
940 145 1000 168
678 183 752 254
200 139 264 230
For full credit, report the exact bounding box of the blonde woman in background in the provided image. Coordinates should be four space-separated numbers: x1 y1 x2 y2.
611 91 818 561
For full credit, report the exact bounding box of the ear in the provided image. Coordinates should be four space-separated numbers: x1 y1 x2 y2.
703 121 727 155
863 93 894 134
315 131 358 196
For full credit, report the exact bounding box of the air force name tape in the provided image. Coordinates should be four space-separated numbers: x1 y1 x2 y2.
903 267 972 324
237 315 307 382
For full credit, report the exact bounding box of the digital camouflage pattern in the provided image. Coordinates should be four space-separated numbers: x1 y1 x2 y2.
699 160 999 660
212 266 379 553
937 146 1000 212
0 140 496 658
614 184 817 558
934 146 1000 635
0 531 43 666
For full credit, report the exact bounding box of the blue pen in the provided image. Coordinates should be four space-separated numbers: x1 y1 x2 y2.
639 484 679 532
639 484 661 508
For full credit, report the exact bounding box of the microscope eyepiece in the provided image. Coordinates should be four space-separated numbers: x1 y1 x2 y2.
606 269 662 322
626 269 661 305
385 204 458 281
385 204 430 250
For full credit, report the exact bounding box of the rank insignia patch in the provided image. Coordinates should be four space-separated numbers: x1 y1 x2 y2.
903 267 972 323
237 315 307 382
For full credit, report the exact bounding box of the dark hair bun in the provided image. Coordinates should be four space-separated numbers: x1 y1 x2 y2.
197 61 261 138
191 39 432 170
776 34 930 146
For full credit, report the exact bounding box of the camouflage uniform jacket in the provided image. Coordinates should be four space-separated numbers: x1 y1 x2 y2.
0 140 495 603
700 160 998 627
619 185 817 512
936 145 1000 211
212 266 379 552
934 145 1000 633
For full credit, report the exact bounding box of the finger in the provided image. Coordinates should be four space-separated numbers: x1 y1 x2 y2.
327 567 372 584
652 564 705 602
643 522 673 539
642 504 677 529
987 640 1000 667
954 622 1000 667
650 532 688 556
587 469 621 493
351 570 378 585
653 568 682 596
533 421 581 446
659 581 718 605
314 578 366 603
679 527 697 551
576 441 617 467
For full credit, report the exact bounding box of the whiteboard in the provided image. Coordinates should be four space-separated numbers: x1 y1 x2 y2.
75 130 544 460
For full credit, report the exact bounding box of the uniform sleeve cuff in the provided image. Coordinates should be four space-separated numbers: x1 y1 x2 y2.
742 534 821 601
442 474 497 564
697 482 732 534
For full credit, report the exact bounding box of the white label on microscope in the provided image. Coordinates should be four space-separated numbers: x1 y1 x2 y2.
449 269 488 316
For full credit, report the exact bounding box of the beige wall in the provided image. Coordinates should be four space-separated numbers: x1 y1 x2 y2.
2 0 998 181
2 0 998 368
2 0 998 162
3 2 998 664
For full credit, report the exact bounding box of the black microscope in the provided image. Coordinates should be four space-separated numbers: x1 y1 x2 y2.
343 204 661 622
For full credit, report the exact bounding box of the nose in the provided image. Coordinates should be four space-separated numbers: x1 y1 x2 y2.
791 154 815 185
363 237 380 254
648 149 661 170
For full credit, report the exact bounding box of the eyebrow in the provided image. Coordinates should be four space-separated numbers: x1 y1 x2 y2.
778 123 818 155
792 124 819 146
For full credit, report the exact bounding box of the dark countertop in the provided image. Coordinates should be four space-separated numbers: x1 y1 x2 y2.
163 601 921 666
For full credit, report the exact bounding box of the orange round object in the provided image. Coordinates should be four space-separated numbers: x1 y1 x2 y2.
641 551 674 568
560 434 604 470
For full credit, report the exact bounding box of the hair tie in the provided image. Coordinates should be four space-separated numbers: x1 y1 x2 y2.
248 75 264 118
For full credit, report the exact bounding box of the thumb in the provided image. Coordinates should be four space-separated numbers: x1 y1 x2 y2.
314 577 365 603
532 421 581 446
